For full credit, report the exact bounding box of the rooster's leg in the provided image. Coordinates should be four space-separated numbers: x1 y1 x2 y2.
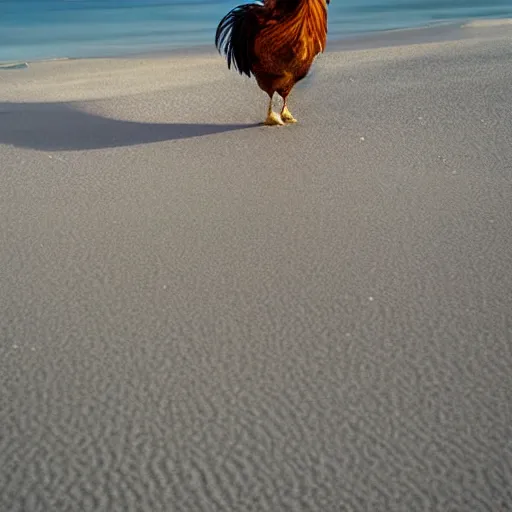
264 96 285 126
281 98 297 124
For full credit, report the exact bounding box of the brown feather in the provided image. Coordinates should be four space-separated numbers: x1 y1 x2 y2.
216 0 328 101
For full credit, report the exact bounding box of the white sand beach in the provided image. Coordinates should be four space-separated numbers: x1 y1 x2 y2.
1 23 512 511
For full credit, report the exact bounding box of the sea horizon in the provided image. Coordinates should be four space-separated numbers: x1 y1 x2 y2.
1 0 512 63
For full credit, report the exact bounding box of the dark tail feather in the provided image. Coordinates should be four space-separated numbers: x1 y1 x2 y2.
215 3 262 77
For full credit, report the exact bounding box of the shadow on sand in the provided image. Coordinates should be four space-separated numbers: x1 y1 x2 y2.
0 102 257 151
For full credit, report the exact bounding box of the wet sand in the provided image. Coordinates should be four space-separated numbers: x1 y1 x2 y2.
1 23 512 512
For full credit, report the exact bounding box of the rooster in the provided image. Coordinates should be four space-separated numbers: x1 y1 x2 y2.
215 0 329 125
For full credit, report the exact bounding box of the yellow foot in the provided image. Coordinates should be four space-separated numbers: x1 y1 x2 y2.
281 107 297 123
264 111 285 126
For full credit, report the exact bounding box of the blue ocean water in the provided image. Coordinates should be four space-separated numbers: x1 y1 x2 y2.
0 0 511 62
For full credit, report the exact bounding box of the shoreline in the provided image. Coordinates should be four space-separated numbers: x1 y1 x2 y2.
1 17 511 67
1 19 511 106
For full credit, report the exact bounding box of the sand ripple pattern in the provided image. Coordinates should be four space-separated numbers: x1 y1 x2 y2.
1 35 512 511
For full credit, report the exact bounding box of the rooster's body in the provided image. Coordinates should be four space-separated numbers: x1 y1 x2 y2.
215 0 329 125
